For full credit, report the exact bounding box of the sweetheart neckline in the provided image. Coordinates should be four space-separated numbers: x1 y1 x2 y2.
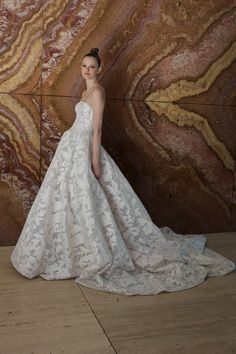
79 100 93 111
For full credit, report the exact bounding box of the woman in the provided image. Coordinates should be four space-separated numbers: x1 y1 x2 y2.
11 48 235 295
80 48 105 180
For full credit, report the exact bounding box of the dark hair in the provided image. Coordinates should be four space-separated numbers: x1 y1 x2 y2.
83 48 101 67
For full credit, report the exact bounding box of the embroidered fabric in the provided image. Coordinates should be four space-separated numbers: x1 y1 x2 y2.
11 101 235 295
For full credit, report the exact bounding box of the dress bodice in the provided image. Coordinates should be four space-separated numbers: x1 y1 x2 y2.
67 101 93 138
75 100 93 116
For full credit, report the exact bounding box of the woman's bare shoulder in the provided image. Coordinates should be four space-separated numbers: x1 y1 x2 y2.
93 85 105 97
90 86 105 104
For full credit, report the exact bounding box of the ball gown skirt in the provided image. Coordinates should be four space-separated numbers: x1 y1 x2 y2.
10 101 236 295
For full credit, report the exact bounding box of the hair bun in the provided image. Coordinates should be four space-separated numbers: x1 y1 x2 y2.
90 48 99 55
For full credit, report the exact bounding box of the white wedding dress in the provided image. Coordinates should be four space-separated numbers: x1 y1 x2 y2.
11 101 235 295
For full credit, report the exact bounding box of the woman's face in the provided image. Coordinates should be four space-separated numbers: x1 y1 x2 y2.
81 56 100 80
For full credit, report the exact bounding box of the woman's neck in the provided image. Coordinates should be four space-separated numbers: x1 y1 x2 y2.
86 79 99 90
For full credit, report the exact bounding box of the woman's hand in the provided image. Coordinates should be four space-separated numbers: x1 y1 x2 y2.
92 162 102 179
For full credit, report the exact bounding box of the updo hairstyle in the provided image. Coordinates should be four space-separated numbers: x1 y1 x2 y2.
83 48 101 67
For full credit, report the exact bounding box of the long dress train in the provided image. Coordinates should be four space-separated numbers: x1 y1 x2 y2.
10 101 235 295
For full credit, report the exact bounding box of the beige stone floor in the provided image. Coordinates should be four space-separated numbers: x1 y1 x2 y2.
1 232 236 354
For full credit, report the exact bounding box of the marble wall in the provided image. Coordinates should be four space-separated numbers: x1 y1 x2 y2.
0 0 236 246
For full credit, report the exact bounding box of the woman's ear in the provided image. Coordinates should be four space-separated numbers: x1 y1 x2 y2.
98 64 102 74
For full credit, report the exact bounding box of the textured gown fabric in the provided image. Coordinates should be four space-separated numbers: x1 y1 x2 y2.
11 101 235 295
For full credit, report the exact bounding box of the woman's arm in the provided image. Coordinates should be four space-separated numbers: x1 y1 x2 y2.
90 88 105 178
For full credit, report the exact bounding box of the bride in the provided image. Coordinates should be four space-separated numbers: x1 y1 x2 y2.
10 48 235 295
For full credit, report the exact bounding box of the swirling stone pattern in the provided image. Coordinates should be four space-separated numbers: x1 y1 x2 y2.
0 0 236 245
0 94 40 245
0 0 42 94
41 96 78 179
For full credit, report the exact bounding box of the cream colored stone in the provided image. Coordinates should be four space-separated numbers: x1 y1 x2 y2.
1 232 236 354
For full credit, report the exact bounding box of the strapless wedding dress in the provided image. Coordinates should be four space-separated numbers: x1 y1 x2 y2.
11 101 235 295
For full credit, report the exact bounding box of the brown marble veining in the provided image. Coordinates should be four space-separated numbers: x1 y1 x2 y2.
0 0 42 94
40 0 236 100
0 93 40 245
0 0 236 245
41 95 79 179
103 99 233 234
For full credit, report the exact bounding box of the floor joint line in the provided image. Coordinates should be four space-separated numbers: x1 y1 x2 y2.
79 285 118 354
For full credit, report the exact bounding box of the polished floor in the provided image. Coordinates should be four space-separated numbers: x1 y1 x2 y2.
1 232 236 354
